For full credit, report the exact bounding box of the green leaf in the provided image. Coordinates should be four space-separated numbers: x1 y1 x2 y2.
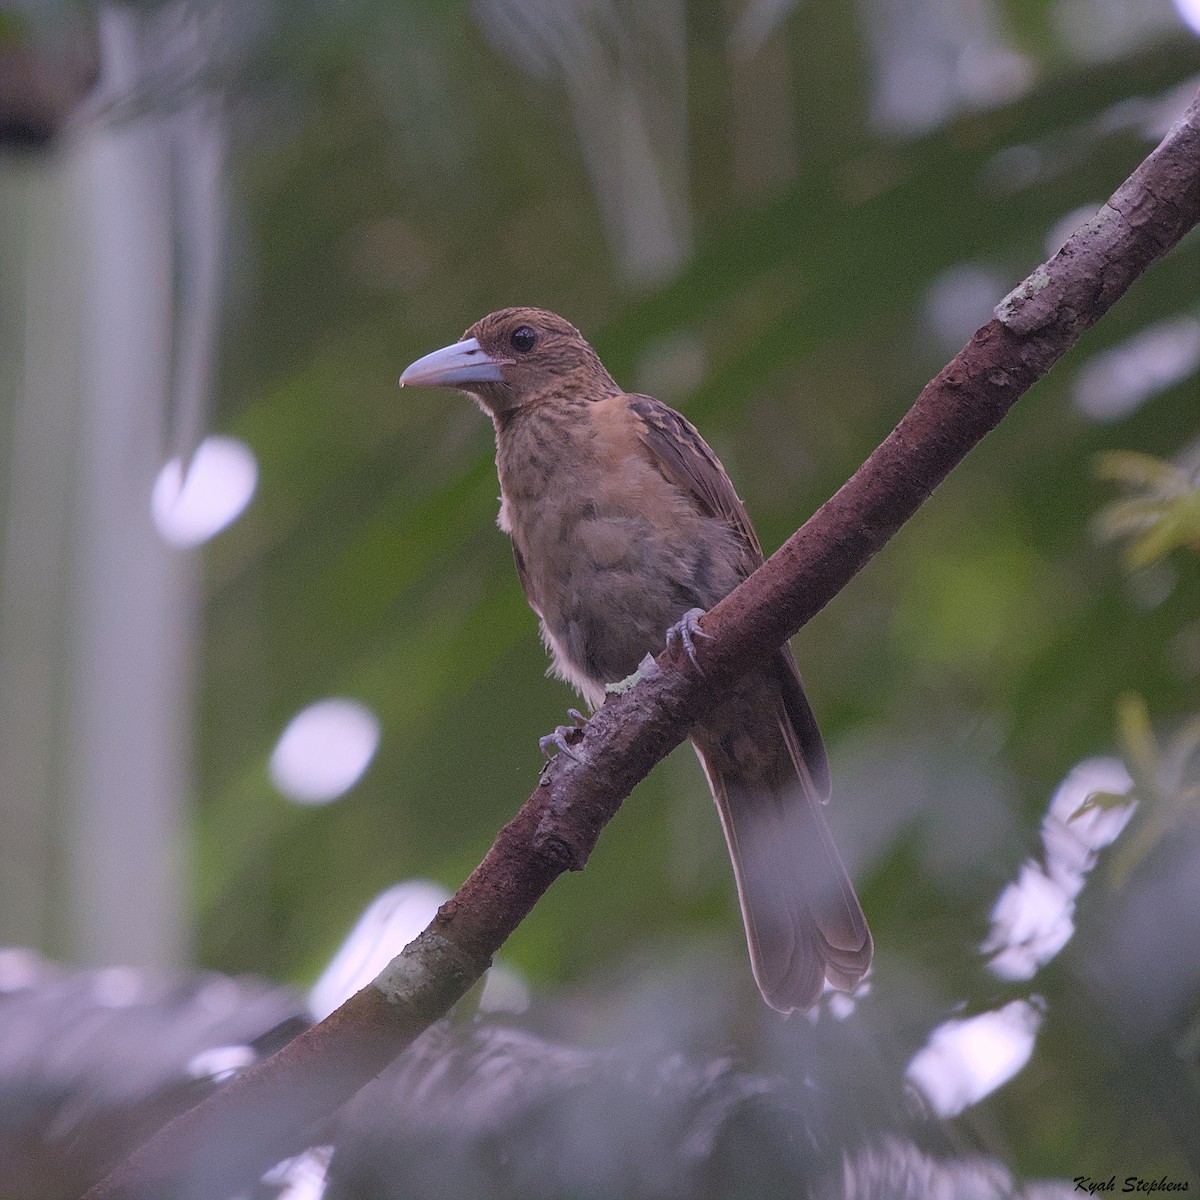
1094 450 1184 491
1117 692 1159 788
1094 450 1200 569
1070 790 1134 822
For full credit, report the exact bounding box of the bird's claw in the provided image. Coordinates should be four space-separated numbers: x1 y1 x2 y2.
539 711 588 765
665 607 711 675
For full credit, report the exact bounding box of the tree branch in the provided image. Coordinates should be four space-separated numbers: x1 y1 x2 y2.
84 85 1200 1200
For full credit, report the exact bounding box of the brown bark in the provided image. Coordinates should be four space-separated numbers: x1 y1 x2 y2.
83 84 1200 1200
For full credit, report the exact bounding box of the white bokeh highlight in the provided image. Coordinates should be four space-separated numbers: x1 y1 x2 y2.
90 966 144 1008
1044 203 1102 257
310 880 449 1020
984 862 1076 982
309 880 531 1022
983 757 1136 981
1073 316 1200 422
269 698 381 806
1175 0 1200 35
186 1043 256 1083
151 434 258 547
0 948 42 992
909 759 1137 1119
923 264 1007 349
907 1000 1043 1118
262 1147 333 1200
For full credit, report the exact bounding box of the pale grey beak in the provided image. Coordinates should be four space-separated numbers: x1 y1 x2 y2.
398 337 512 389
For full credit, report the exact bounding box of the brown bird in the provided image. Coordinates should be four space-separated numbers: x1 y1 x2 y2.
400 307 871 1012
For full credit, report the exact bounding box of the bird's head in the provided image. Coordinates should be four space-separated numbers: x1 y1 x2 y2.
399 307 618 417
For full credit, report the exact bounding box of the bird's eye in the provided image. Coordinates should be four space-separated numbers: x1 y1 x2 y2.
510 326 537 353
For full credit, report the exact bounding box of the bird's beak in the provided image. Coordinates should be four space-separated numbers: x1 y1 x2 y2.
398 337 512 389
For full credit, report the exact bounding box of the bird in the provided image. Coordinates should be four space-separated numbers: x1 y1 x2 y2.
399 307 871 1012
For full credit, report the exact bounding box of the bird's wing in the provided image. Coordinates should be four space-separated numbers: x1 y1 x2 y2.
509 538 541 617
773 649 831 802
629 392 830 801
627 393 764 564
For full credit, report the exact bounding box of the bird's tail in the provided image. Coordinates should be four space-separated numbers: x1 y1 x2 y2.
693 691 872 1013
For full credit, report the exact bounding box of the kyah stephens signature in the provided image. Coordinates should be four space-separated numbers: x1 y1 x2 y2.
1074 1178 1189 1195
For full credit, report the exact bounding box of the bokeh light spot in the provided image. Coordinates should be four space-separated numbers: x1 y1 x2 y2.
269 698 381 806
1073 316 1200 421
1044 203 1102 256
907 1000 1043 1117
309 880 448 1020
983 758 1135 980
186 1043 256 1083
923 264 1007 349
1172 0 1200 36
151 435 258 548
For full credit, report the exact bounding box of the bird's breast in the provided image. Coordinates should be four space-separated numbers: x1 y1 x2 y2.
494 400 743 697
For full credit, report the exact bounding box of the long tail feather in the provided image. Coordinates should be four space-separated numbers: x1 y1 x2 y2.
692 675 871 1013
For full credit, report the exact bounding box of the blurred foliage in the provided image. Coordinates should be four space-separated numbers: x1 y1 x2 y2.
1098 693 1200 885
1094 449 1200 569
5 0 1200 1188
1087 448 1200 888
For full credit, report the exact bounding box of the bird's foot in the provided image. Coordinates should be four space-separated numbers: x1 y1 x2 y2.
539 709 588 766
665 608 711 675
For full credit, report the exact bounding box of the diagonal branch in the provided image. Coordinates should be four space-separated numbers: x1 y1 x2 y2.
84 85 1200 1200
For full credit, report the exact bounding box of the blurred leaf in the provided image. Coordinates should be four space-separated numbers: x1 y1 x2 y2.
1107 699 1200 886
1094 450 1200 570
1117 691 1159 791
1071 789 1134 821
